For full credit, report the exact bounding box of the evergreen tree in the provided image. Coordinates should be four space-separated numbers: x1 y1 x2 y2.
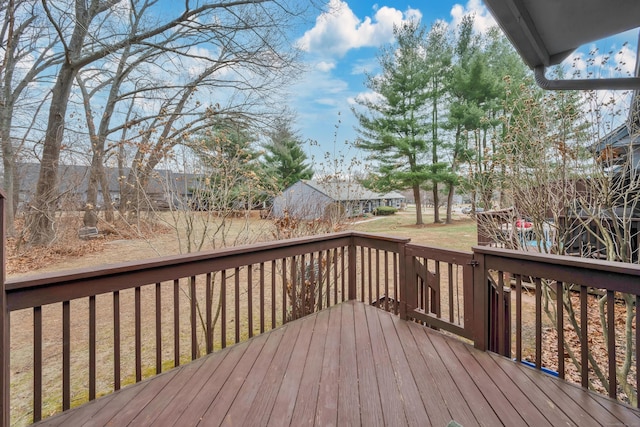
352 20 431 225
446 17 521 212
424 21 455 223
191 123 272 210
263 118 313 190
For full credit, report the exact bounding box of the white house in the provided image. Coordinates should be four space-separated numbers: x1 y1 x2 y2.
272 179 405 220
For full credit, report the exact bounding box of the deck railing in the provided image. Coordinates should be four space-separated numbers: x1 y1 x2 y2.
402 244 475 340
2 225 413 426
473 246 640 405
2 197 640 424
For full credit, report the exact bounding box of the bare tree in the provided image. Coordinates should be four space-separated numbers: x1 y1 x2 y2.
27 0 309 245
0 0 61 234
477 74 639 404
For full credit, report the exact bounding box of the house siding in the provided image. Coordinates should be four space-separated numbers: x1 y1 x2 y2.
272 181 334 220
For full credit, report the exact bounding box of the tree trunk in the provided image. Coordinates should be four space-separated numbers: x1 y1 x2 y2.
413 184 423 225
26 0 93 244
28 63 78 244
101 168 114 222
446 182 455 224
0 118 15 236
432 183 440 223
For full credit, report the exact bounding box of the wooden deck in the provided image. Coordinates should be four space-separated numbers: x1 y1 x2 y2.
34 301 640 427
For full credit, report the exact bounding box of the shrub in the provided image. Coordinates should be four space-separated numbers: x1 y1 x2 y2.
373 206 397 216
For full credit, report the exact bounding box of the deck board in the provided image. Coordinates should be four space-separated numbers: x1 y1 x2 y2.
35 301 640 427
353 300 384 427
315 301 341 427
393 313 458 426
222 326 286 426
336 302 361 426
425 329 502 426
448 338 542 426
266 313 316 426
366 300 407 426
377 309 429 427
290 307 329 426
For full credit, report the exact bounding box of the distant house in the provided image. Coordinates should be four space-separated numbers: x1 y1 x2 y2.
16 163 199 211
272 179 405 220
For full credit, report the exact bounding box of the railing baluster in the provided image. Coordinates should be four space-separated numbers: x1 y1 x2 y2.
89 295 96 400
282 258 287 323
636 294 639 408
433 261 441 317
221 270 227 349
206 273 212 354
308 252 312 317
333 248 338 306
375 249 380 304
360 246 364 302
248 265 253 338
173 280 180 367
135 286 141 381
448 263 454 322
114 291 121 390
368 248 372 304
383 251 389 312
260 263 265 334
497 272 505 356
155 283 162 374
419 257 424 311
271 260 276 330
190 276 197 361
515 275 522 362
535 277 542 369
33 306 42 422
607 290 616 399
316 252 322 311
325 250 331 309
309 253 315 314
341 246 346 302
580 285 588 388
235 267 240 344
290 257 296 320
63 301 70 411
556 281 564 379
393 252 398 315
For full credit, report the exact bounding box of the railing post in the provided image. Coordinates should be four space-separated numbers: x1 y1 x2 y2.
462 257 475 337
0 190 8 427
398 242 408 320
472 250 489 351
348 236 357 300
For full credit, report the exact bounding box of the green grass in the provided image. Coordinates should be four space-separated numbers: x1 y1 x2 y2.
351 208 478 251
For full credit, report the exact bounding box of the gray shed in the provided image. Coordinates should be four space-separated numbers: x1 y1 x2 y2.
272 180 404 220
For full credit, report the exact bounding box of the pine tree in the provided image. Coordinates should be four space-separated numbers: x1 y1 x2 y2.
352 20 431 225
263 118 313 190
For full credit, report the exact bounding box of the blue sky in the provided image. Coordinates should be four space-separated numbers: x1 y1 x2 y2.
286 0 639 170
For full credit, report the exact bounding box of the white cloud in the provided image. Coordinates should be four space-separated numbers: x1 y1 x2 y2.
316 61 336 72
316 97 340 106
351 90 385 106
351 58 379 75
450 0 497 33
297 0 422 57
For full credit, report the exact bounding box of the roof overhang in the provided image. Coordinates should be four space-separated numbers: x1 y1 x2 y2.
483 0 640 90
